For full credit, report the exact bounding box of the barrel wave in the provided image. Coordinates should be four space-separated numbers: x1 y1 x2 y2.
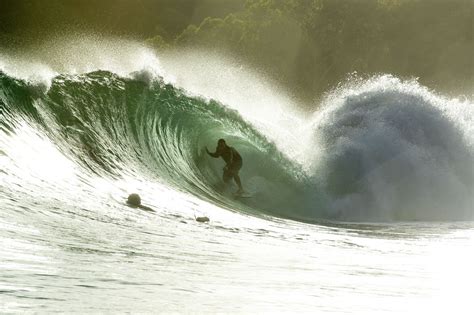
0 70 315 221
1 66 473 222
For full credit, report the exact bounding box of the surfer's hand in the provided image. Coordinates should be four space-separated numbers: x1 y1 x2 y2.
205 147 210 154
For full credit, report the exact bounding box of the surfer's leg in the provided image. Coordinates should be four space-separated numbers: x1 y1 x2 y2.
223 169 232 183
233 174 243 192
231 160 243 192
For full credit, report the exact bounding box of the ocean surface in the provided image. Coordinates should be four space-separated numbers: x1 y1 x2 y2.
1 42 473 314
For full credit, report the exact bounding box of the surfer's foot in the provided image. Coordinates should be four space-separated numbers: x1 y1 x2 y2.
235 188 244 195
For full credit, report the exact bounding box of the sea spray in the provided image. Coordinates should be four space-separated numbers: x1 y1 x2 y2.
311 75 474 221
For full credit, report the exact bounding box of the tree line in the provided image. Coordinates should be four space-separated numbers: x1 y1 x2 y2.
148 0 472 101
1 0 471 100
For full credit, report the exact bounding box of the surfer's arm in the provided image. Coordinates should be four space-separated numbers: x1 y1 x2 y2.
206 147 219 158
138 205 155 212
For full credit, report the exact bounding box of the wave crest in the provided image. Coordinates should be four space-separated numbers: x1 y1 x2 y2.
1 71 472 222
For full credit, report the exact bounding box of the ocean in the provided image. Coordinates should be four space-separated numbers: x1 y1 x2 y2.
1 42 473 314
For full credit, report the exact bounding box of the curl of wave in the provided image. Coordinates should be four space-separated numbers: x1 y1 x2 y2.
0 71 315 221
1 69 472 222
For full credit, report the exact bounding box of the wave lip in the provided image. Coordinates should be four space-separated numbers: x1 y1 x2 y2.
0 36 163 91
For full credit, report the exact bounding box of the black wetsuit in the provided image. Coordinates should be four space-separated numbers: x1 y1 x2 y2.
208 145 243 180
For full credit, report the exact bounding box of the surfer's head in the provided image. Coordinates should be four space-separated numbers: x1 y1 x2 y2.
217 138 226 149
127 193 141 207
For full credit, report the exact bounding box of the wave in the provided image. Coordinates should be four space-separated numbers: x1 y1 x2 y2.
310 76 474 221
0 70 317 220
1 58 472 222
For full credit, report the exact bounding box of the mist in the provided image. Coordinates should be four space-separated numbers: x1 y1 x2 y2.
1 0 472 104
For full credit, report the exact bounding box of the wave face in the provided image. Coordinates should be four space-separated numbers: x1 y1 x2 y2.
1 67 473 222
0 70 315 220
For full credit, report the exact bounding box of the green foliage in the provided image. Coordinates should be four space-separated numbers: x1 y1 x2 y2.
1 0 470 99
0 0 245 40
163 0 473 100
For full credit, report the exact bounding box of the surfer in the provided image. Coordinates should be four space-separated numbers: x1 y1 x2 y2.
206 139 244 194
126 193 155 212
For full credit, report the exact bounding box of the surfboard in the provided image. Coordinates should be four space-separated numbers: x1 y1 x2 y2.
233 192 253 199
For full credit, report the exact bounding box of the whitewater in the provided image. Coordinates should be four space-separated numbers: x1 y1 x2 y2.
1 39 473 314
